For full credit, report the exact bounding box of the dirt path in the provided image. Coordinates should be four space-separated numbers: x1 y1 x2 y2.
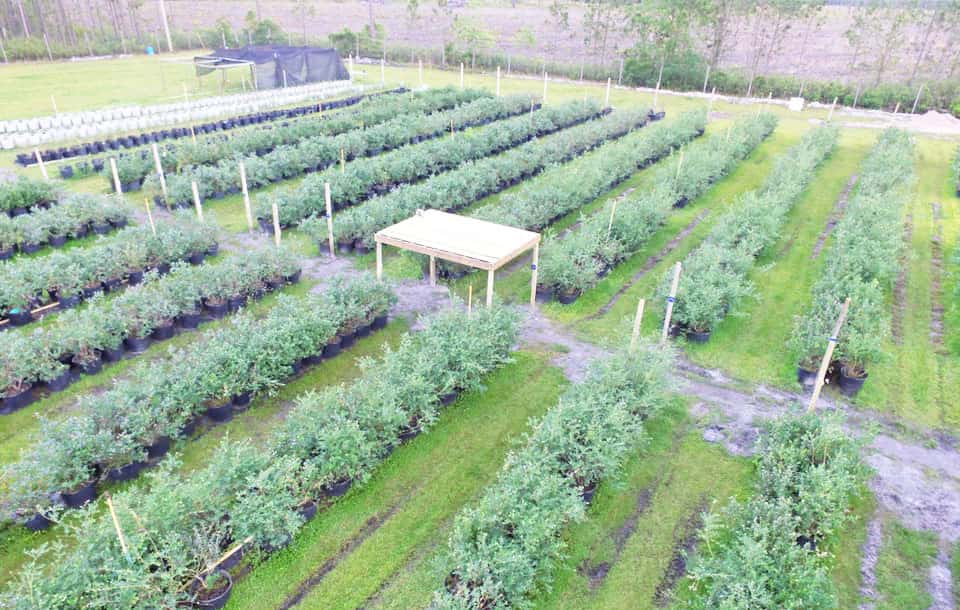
931 202 947 353
858 514 883 610
811 173 857 259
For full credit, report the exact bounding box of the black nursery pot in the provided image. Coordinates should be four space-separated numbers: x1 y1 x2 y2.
62 480 97 508
336 239 354 254
108 460 145 482
581 481 598 504
440 391 459 407
23 512 54 532
76 355 103 376
50 234 68 248
298 500 319 522
194 569 233 610
127 270 144 285
371 314 388 330
231 392 252 408
7 308 34 326
146 435 171 459
179 311 202 329
685 329 711 344
59 166 74 179
323 478 352 498
0 247 13 260
837 367 868 397
205 300 229 319
205 401 234 423
339 332 357 349
322 339 342 359
535 285 554 304
227 295 247 312
355 323 371 338
557 289 581 305
1 385 35 414
796 366 818 387
92 222 112 235
103 345 125 362
284 269 302 284
45 370 73 392
124 335 152 352
151 321 175 341
58 294 81 310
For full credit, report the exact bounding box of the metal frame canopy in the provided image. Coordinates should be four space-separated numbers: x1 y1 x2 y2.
375 209 541 307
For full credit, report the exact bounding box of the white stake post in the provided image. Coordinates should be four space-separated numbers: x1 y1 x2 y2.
144 199 156 235
239 161 253 232
105 494 130 562
708 87 717 114
50 95 58 115
324 182 336 259
496 66 501 97
109 157 122 194
459 62 464 88
271 202 281 247
827 96 838 122
675 149 685 180
807 298 851 412
661 262 682 343
703 64 711 93
468 285 473 317
605 77 611 107
418 58 423 87
191 181 203 222
911 84 923 114
630 298 646 352
542 71 548 104
340 148 345 173
34 149 48 180
151 143 167 200
530 242 539 309
381 57 385 84
606 199 619 239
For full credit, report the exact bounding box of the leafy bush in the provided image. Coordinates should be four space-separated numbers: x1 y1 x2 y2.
0 176 59 213
686 412 869 609
0 193 131 252
434 343 672 608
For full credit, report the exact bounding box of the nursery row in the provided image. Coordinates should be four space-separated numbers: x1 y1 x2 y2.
111 87 483 188
0 248 303 413
0 193 131 257
434 344 672 609
157 94 530 207
0 274 396 528
0 217 217 325
258 99 604 226
789 129 915 395
311 107 660 250
0 305 519 609
686 412 867 608
666 124 839 341
537 113 780 301
15 88 403 168
0 176 59 216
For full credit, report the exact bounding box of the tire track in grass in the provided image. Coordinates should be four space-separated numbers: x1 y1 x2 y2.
812 173 858 259
892 214 914 345
930 202 946 353
652 497 708 607
858 512 884 610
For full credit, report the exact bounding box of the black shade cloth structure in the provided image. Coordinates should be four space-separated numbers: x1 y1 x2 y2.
195 46 350 89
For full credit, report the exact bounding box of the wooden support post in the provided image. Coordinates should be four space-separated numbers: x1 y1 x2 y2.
496 66 501 97
893 101 901 115
708 87 717 114
911 84 924 114
340 148 345 173
50 95 58 115
605 77 611 107
852 83 862 109
271 202 281 246
191 181 203 221
109 157 122 193
542 71 548 104
144 198 157 235
376 241 383 279
240 161 253 232
486 268 495 307
34 149 48 180
450 119 454 138
151 143 167 200
827 96 839 122
630 298 646 352
459 62 464 88
468 285 473 316
429 256 437 286
42 33 53 61
702 64 711 93
105 493 130 562
348 55 354 76
418 58 423 87
381 57 385 84
324 182 336 259
530 242 539 308
675 149 685 180
661 262 682 343
807 298 851 412
618 57 624 85
653 61 664 110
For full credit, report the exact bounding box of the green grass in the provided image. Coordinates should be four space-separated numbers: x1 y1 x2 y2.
832 489 877 608
528 400 752 610
875 521 938 610
226 350 568 610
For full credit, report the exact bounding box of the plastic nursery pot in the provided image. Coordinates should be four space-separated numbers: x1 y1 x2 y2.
23 512 54 532
111 217 128 229
205 401 234 423
108 460 146 482
284 269 302 284
685 329 711 344
355 323 371 338
61 480 97 508
146 435 171 460
0 247 13 260
179 311 203 330
535 285 554 304
103 277 122 292
151 321 176 341
218 546 245 571
92 222 112 235
581 481 598 505
20 242 42 254
1 385 35 414
44 370 73 392
57 294 81 311
231 392 252 408
322 339 342 359
73 353 103 376
298 500 319 522
127 270 144 285
354 241 371 255
102 345 125 363
204 299 229 319
440 391 459 407
796 366 818 387
322 478 353 498
336 239 354 254
837 366 868 397
193 569 233 610
339 331 357 349
371 314 388 330
557 289 581 305
124 335 152 353
7 308 35 326
227 295 247 312
50 234 68 248
672 196 690 209
398 422 421 443
189 251 206 265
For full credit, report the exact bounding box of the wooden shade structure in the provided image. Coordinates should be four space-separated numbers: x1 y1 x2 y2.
375 209 541 307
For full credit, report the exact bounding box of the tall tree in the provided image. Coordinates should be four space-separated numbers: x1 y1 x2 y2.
696 0 751 71
629 0 701 88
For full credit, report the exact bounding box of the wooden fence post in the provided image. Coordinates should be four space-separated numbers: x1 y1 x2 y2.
807 298 851 412
496 65 501 97
109 157 122 194
459 62 464 88
630 298 646 352
34 148 48 180
827 96 839 122
486 268 495 307
542 71 548 104
661 262 682 343
324 182 336 258
271 202 281 246
151 143 167 200
239 161 253 232
191 181 203 221
376 241 383 279
605 78 612 107
144 199 157 235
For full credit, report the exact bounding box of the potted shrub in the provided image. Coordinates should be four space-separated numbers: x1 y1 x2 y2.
18 218 48 254
167 265 205 329
0 215 19 259
191 569 233 609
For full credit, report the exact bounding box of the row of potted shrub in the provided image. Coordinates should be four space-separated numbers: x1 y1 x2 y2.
0 215 217 325
789 129 915 397
537 113 780 303
17 88 404 167
0 304 518 609
0 193 131 258
664 124 839 343
434 343 672 609
686 412 868 608
258 99 604 227
0 248 303 414
112 87 483 190
0 176 59 216
155 94 529 208
307 107 652 252
0 273 397 530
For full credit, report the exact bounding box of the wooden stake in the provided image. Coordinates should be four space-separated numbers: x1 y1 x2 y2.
708 87 717 114
459 62 464 88
911 84 924 114
151 143 167 200
418 58 423 87
42 33 52 61
209 537 253 572
324 182 336 259
429 256 437 286
495 66 501 97
191 181 203 221
34 149 48 180
450 118 454 138
542 71 548 104
807 298 851 412
109 157 122 194
468 285 473 316
606 199 619 239
661 262 682 343
340 148 345 173
675 149 685 180
375 241 383 278
630 298 646 352
702 64 711 93
50 95 58 115
105 493 130 562
271 202 281 246
530 242 539 308
239 161 253 232
827 96 839 122
381 57 385 84
486 268 495 307
144 199 156 235
605 77 611 107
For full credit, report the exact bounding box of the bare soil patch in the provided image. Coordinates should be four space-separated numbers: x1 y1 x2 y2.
891 214 913 345
930 202 946 353
812 173 857 260
653 498 709 608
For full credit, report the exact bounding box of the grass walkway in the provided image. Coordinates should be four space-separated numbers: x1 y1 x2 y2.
226 351 567 610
